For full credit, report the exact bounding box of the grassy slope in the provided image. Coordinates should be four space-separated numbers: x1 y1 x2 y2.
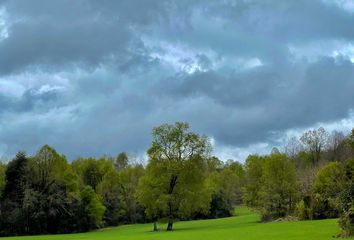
1 207 348 240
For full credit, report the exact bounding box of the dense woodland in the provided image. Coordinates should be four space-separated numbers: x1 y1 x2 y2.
1 123 354 237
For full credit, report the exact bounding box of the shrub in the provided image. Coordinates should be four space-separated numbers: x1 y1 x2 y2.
296 199 313 220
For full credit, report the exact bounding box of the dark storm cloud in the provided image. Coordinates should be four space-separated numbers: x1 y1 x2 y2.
0 1 137 74
0 86 62 114
150 56 354 148
0 0 354 160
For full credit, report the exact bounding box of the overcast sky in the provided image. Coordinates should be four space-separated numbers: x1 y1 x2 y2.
1 0 354 161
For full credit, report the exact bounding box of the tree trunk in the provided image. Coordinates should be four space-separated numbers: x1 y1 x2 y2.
166 219 173 231
166 175 177 231
153 221 158 232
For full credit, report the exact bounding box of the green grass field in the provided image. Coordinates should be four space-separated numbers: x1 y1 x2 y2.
1 207 349 240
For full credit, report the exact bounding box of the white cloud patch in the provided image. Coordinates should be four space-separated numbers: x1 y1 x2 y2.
323 0 354 13
0 7 9 40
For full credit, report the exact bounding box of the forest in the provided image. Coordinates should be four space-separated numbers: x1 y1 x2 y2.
1 122 354 237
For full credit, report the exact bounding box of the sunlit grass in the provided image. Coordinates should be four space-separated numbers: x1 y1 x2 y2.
1 206 348 240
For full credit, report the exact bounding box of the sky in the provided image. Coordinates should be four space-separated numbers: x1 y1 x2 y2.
1 0 354 161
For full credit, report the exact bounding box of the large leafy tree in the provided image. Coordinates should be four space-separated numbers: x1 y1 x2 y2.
311 162 346 219
244 155 265 208
259 153 298 220
118 165 145 224
0 152 29 235
80 186 106 230
96 170 122 226
137 122 212 231
24 145 80 234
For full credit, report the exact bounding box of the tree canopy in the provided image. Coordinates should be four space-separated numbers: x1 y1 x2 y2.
137 122 212 231
1 124 354 236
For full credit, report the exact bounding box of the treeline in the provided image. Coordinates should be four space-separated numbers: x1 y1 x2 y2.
0 123 354 237
0 148 148 236
244 127 354 237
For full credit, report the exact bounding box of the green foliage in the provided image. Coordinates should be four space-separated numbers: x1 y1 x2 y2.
29 145 79 194
137 122 212 231
2 124 354 237
96 164 146 226
203 160 245 218
80 186 106 229
312 162 346 219
295 199 313 220
339 181 354 237
206 193 234 218
300 127 328 164
345 157 354 179
0 152 29 235
0 162 6 198
244 155 264 208
221 160 245 205
72 157 114 190
339 206 354 238
348 129 354 150
0 148 83 236
22 182 78 234
313 162 346 198
259 153 298 221
115 152 129 171
118 165 145 224
96 169 123 225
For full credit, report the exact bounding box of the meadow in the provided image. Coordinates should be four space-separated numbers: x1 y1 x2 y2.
1 207 348 240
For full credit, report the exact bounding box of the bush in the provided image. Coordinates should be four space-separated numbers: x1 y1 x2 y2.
339 182 354 237
311 162 345 219
296 199 313 220
339 207 354 237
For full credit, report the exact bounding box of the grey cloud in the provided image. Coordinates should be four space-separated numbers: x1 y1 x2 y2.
0 86 62 114
0 0 165 75
150 56 354 147
0 0 354 160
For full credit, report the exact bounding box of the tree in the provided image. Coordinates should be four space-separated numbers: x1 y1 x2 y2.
311 162 346 219
213 160 245 205
96 170 123 226
300 127 328 164
80 186 106 230
327 130 345 161
115 152 129 171
348 129 354 150
339 158 354 237
137 122 212 231
136 171 163 231
244 155 264 208
0 152 29 235
259 153 298 221
72 157 114 190
23 145 80 234
0 163 5 199
117 165 145 224
339 181 354 237
22 182 77 234
284 136 302 160
203 160 245 219
83 160 103 189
